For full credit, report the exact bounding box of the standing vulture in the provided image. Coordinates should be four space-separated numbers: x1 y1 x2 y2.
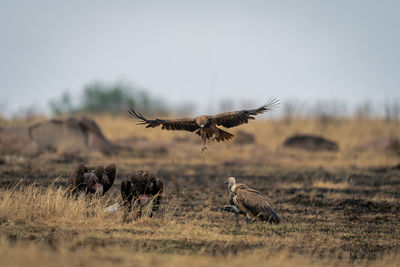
68 164 116 198
224 177 280 224
129 99 279 152
221 191 246 224
121 170 163 219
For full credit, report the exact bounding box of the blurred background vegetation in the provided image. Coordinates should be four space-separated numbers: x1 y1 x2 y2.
44 80 400 123
0 78 396 122
48 81 169 116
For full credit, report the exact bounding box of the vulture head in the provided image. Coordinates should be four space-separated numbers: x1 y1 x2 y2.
121 170 164 220
81 168 107 195
225 177 237 193
129 172 159 205
195 116 209 128
68 163 116 198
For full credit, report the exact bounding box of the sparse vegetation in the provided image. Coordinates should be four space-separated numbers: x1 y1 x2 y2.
0 116 399 266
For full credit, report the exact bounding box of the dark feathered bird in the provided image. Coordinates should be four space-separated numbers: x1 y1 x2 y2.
225 177 280 224
129 99 279 152
68 164 116 198
121 170 163 219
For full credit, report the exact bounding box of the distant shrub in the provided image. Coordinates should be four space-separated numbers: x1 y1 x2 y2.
49 91 74 116
49 81 169 116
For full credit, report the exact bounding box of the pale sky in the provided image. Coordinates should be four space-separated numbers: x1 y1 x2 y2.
0 0 399 116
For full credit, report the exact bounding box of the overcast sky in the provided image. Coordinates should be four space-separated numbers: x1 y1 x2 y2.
0 0 399 116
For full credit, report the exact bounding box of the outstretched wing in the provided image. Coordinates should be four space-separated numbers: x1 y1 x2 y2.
129 109 199 132
210 98 279 128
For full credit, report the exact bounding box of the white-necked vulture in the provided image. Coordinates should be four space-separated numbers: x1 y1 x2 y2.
129 99 279 152
224 177 280 224
221 191 246 224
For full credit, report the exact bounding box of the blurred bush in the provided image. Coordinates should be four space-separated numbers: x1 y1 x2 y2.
49 81 169 116
49 91 74 115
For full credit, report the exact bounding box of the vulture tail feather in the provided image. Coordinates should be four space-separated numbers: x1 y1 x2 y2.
216 128 234 142
267 208 280 224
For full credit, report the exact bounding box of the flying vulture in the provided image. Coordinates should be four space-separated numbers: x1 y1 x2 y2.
129 98 279 152
224 177 280 224
67 163 116 198
121 170 163 220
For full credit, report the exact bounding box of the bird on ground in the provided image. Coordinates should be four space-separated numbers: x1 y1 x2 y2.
120 170 164 220
129 99 279 152
223 177 280 224
105 170 163 218
221 190 246 224
68 164 116 198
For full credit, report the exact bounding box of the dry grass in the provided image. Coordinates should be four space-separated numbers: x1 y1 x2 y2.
0 116 399 266
119 116 399 144
1 238 400 267
0 177 399 266
93 115 400 168
95 115 400 149
0 183 117 226
312 180 350 190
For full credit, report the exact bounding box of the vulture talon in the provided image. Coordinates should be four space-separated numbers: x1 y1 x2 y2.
201 145 208 153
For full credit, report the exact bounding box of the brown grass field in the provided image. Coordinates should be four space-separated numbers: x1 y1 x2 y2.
0 116 399 266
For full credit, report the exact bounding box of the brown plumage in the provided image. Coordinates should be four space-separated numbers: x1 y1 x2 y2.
221 191 246 224
67 164 116 198
121 170 163 219
129 99 279 152
225 177 280 224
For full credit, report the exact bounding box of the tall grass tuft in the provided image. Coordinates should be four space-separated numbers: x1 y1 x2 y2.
0 181 122 226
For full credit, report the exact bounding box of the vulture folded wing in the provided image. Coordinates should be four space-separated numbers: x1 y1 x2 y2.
152 178 164 211
210 98 280 128
102 164 116 193
70 164 85 187
236 188 280 223
155 178 164 194
121 180 133 202
129 109 199 132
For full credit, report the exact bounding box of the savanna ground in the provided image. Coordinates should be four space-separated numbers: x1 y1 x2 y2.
0 116 399 266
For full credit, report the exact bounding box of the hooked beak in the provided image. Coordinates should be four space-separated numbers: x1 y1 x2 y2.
200 124 205 128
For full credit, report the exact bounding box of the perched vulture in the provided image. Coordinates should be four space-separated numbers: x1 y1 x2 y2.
68 163 116 198
121 170 163 219
129 99 279 152
224 177 280 224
